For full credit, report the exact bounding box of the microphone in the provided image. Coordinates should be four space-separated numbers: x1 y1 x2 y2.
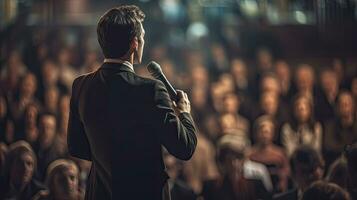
147 61 178 102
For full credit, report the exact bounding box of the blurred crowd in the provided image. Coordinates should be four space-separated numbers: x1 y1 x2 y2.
1 23 357 200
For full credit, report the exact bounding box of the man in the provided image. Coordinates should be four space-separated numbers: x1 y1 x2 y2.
67 5 197 200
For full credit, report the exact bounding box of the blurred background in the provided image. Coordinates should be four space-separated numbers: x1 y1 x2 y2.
0 0 357 200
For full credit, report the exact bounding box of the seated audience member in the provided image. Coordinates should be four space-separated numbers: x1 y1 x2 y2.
315 69 339 122
222 93 250 134
274 146 324 200
345 143 357 200
302 181 350 200
0 140 46 200
324 91 357 167
219 113 250 143
281 94 322 157
274 60 293 104
258 91 287 143
248 115 289 192
22 103 40 147
33 159 83 200
202 134 272 200
10 72 39 122
163 151 197 200
35 113 67 180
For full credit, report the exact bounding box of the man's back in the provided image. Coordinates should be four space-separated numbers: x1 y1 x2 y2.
67 62 197 200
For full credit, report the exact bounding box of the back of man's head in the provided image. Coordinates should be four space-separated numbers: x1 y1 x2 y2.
290 146 324 188
97 5 145 58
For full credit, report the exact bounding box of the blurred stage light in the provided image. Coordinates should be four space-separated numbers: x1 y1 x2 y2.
294 11 307 24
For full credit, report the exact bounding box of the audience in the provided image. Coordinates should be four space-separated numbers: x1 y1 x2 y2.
0 20 356 199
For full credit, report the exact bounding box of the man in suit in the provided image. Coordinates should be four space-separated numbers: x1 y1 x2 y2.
67 5 197 200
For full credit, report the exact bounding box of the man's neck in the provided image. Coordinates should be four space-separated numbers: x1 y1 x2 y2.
103 56 134 71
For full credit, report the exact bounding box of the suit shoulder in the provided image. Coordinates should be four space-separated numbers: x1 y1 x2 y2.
130 73 165 89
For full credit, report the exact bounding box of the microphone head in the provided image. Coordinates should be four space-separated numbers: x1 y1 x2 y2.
147 61 162 78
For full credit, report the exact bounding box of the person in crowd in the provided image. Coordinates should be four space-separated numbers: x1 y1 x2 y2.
208 43 230 77
163 151 197 200
302 181 350 200
0 140 46 200
274 146 324 200
222 93 250 134
230 58 249 95
39 59 68 99
274 60 292 103
0 51 27 98
219 113 250 142
202 134 272 200
57 48 78 90
294 64 316 99
10 72 39 121
35 113 67 180
22 103 40 147
43 86 59 115
248 115 290 192
315 68 339 122
281 94 322 157
258 90 288 143
324 91 357 167
33 159 83 200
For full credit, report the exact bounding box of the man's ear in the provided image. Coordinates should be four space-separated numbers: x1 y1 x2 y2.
130 37 139 52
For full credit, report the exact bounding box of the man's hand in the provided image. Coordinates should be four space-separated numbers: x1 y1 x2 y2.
173 90 191 114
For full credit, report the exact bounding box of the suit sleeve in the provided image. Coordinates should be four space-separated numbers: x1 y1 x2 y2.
67 77 92 161
153 80 197 160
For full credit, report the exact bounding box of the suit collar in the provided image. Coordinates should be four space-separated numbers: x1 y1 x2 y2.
100 62 135 73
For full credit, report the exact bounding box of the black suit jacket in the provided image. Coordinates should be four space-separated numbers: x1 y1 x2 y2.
67 62 197 200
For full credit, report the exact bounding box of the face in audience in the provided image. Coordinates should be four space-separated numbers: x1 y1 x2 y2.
10 152 35 187
320 70 338 95
191 87 207 110
52 164 79 198
260 92 278 116
231 59 248 80
295 65 314 93
257 48 273 71
256 119 275 146
44 87 59 113
42 60 59 85
261 75 281 95
223 93 240 114
21 73 37 98
39 115 57 149
338 92 354 119
294 96 312 124
220 113 237 134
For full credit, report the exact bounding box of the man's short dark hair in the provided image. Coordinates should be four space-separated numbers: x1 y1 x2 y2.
97 5 145 58
290 146 324 176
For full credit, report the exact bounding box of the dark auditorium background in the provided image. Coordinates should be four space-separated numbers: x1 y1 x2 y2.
0 0 357 200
